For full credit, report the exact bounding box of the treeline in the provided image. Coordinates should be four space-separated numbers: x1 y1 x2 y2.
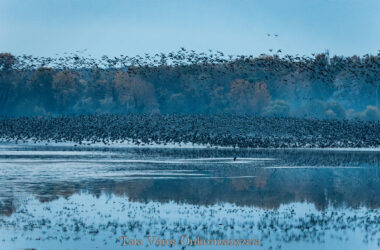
0 50 380 120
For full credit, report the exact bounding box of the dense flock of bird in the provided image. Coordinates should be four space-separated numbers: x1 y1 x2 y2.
1 114 380 148
2 48 380 86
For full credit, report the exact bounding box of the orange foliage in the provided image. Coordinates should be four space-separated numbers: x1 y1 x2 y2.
114 72 159 113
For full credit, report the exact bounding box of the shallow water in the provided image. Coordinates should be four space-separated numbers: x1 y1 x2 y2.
0 144 380 250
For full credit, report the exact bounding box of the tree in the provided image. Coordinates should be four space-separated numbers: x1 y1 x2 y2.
325 102 346 120
114 72 159 113
168 93 187 113
28 67 56 113
0 53 16 72
228 79 271 114
52 71 79 113
357 106 380 121
0 53 17 114
253 81 271 113
209 86 228 113
263 100 290 117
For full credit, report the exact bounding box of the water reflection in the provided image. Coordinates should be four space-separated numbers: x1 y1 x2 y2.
0 145 380 249
1 146 380 214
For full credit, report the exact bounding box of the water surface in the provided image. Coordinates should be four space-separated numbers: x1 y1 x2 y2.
1 145 380 249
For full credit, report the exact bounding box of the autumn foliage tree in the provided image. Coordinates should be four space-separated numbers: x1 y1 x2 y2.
114 72 159 113
0 51 379 119
0 53 16 72
228 79 271 114
0 53 17 113
52 71 80 113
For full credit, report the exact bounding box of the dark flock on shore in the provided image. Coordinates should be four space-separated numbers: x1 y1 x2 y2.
0 114 379 148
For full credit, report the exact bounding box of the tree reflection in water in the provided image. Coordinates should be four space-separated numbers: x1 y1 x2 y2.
0 146 380 249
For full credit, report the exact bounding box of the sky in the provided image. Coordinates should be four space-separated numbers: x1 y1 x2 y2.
0 0 379 58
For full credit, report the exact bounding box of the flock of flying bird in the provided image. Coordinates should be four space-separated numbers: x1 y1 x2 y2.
4 47 379 88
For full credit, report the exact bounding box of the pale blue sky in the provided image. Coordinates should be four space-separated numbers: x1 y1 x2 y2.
0 0 379 57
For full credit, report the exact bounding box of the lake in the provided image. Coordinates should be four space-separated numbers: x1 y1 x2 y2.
0 144 380 250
